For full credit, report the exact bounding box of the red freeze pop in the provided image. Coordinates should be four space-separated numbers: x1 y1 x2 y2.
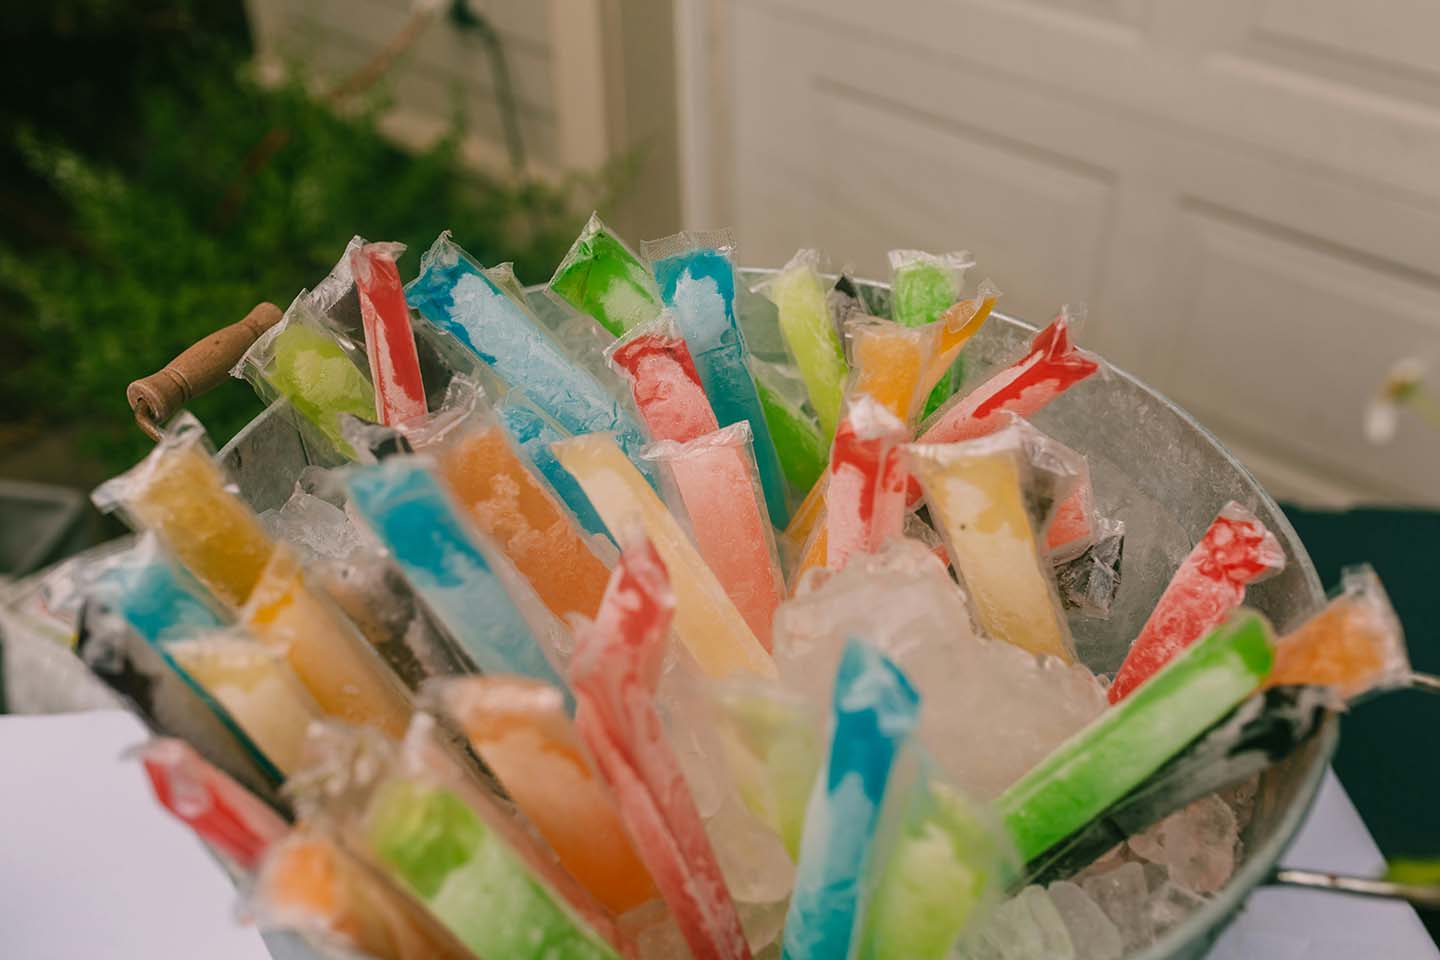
570 538 751 960
1109 502 1285 702
140 738 290 873
826 395 909 571
609 324 720 443
907 310 1099 507
352 242 427 426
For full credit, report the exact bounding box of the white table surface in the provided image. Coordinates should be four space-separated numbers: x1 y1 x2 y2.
0 710 1434 960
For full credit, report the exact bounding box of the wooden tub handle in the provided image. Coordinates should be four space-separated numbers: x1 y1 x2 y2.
125 302 282 440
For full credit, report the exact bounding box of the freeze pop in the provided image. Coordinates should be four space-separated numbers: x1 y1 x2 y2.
239 298 377 458
416 389 613 623
1267 564 1408 699
553 432 775 680
92 413 275 609
782 639 920 960
1109 502 1284 702
644 423 785 650
497 392 613 542
140 738 290 873
241 545 412 738
824 395 909 571
570 537 752 960
906 423 1080 662
255 829 477 960
354 721 626 960
437 675 658 915
858 769 1015 960
647 233 789 526
754 359 829 498
846 317 938 425
763 250 847 435
345 457 571 696
167 634 325 776
352 241 427 426
996 610 1276 863
609 319 721 442
549 212 663 337
404 231 658 486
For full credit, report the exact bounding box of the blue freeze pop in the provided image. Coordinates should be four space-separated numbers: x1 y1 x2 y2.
783 639 921 960
404 232 657 489
345 458 571 704
649 243 790 527
495 391 614 544
83 538 285 796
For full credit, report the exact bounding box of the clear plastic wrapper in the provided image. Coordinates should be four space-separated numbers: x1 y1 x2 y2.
352 241 428 427
906 420 1084 663
547 212 663 337
758 249 847 436
92 411 277 609
166 630 326 776
434 675 659 916
782 639 920 959
568 536 751 960
290 717 628 959
253 826 478 960
751 357 828 503
138 737 290 874
239 544 414 738
553 432 775 681
403 376 615 624
996 611 1276 864
235 293 377 459
643 422 785 651
1267 564 1409 700
1109 502 1284 702
404 230 660 491
1055 518 1125 620
644 229 789 528
344 455 573 700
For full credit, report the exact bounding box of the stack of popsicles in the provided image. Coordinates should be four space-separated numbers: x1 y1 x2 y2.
77 217 1416 960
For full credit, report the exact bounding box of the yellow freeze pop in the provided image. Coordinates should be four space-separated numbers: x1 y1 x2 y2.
168 635 324 775
95 415 275 608
906 424 1078 662
240 546 413 738
552 433 776 680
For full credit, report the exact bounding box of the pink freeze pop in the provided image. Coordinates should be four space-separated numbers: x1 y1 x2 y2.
1109 501 1285 702
351 242 427 426
826 395 909 570
644 422 784 650
906 309 1099 507
570 538 751 960
609 323 720 442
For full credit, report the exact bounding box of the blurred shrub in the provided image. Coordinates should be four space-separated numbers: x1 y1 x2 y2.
0 51 608 470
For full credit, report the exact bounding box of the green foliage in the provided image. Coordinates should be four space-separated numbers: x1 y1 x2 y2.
0 64 602 470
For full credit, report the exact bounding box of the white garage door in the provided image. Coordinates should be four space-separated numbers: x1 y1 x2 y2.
711 0 1440 506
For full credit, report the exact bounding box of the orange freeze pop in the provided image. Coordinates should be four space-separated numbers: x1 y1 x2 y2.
1267 565 1410 700
241 546 412 738
432 421 612 623
438 675 659 914
258 830 477 960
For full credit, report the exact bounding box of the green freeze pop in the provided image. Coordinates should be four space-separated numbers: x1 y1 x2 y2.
860 777 1016 960
549 212 663 336
764 250 847 436
365 778 619 960
889 250 970 418
753 360 828 498
254 307 375 458
996 610 1275 864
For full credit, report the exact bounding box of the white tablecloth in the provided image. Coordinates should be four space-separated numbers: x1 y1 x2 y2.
0 711 1433 959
